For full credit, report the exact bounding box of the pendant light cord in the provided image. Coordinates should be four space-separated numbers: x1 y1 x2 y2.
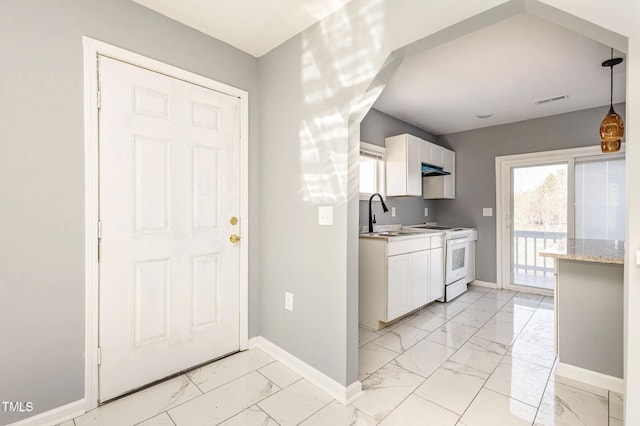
610 48 614 108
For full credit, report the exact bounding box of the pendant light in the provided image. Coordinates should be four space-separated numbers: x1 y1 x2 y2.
600 48 624 153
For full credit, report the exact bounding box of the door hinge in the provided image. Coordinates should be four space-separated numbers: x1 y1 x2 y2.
97 221 102 262
97 90 101 109
97 347 102 365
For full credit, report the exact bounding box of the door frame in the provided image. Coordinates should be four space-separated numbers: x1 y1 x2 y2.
495 145 622 294
82 37 249 411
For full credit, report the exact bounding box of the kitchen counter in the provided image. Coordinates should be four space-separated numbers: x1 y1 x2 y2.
540 238 624 264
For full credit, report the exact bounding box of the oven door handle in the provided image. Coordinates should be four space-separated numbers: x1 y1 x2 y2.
447 237 469 246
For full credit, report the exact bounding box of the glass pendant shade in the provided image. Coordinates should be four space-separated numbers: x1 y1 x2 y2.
600 106 624 153
600 50 624 153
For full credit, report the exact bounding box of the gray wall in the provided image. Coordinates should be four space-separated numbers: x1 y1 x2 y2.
361 108 439 148
557 260 623 378
0 1 259 423
437 103 626 283
258 25 357 386
360 108 438 228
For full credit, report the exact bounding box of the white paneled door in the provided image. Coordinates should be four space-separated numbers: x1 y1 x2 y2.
98 56 241 402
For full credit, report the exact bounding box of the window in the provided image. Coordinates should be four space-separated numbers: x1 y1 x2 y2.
359 142 385 200
575 155 625 240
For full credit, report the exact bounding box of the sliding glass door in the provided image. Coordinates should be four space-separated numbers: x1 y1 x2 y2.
575 156 626 241
511 164 568 290
497 146 625 294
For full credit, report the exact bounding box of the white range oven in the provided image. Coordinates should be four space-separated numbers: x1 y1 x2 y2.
443 231 471 301
406 225 477 302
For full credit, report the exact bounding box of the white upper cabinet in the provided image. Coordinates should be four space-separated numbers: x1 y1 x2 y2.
430 144 445 168
424 149 455 199
385 133 455 198
385 134 422 196
420 139 433 165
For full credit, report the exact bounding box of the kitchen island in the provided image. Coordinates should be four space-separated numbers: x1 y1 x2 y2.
540 238 624 391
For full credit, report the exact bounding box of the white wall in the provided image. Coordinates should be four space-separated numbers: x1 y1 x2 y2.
258 1 640 423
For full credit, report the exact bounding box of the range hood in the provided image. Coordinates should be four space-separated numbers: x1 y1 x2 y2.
421 163 451 176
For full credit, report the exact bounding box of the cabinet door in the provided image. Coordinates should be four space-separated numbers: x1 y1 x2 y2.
387 254 412 320
406 137 422 196
430 247 444 301
431 144 445 167
442 150 455 198
410 250 430 310
420 139 433 164
385 135 422 197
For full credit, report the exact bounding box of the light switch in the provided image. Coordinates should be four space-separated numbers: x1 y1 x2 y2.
424 208 429 217
285 292 293 311
483 208 493 217
318 206 333 225
391 207 396 217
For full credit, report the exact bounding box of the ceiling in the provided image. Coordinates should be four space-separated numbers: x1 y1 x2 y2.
373 14 626 135
130 3 626 136
131 0 354 57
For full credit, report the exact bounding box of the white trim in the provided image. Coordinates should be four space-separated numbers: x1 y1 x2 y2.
495 145 626 292
6 399 85 426
83 37 249 411
82 36 100 412
469 280 498 289
509 284 553 297
555 362 625 394
249 336 364 404
359 141 385 156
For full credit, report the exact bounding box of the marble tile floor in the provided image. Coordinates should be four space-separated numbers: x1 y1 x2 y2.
58 286 624 426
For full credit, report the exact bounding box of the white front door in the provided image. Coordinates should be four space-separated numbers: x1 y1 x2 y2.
98 56 241 402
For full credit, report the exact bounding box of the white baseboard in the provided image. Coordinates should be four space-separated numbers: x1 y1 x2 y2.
470 280 498 289
249 336 363 404
555 362 624 394
7 399 85 426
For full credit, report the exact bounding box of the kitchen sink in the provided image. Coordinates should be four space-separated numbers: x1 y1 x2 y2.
366 230 422 237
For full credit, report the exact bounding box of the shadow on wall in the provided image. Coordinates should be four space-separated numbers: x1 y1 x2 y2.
298 0 386 204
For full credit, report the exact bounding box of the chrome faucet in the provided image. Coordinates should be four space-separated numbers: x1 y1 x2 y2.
368 193 389 233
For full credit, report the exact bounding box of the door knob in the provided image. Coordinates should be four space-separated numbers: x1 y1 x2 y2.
229 234 241 243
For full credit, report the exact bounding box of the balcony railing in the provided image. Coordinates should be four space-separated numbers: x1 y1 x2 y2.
513 230 566 289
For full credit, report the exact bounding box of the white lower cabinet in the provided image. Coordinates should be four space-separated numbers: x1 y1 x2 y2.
359 234 445 330
387 250 429 319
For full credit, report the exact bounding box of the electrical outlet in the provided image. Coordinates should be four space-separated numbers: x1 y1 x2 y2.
391 207 396 217
285 292 294 311
424 208 429 217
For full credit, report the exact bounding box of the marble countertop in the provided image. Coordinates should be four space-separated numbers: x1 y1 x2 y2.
540 238 624 264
